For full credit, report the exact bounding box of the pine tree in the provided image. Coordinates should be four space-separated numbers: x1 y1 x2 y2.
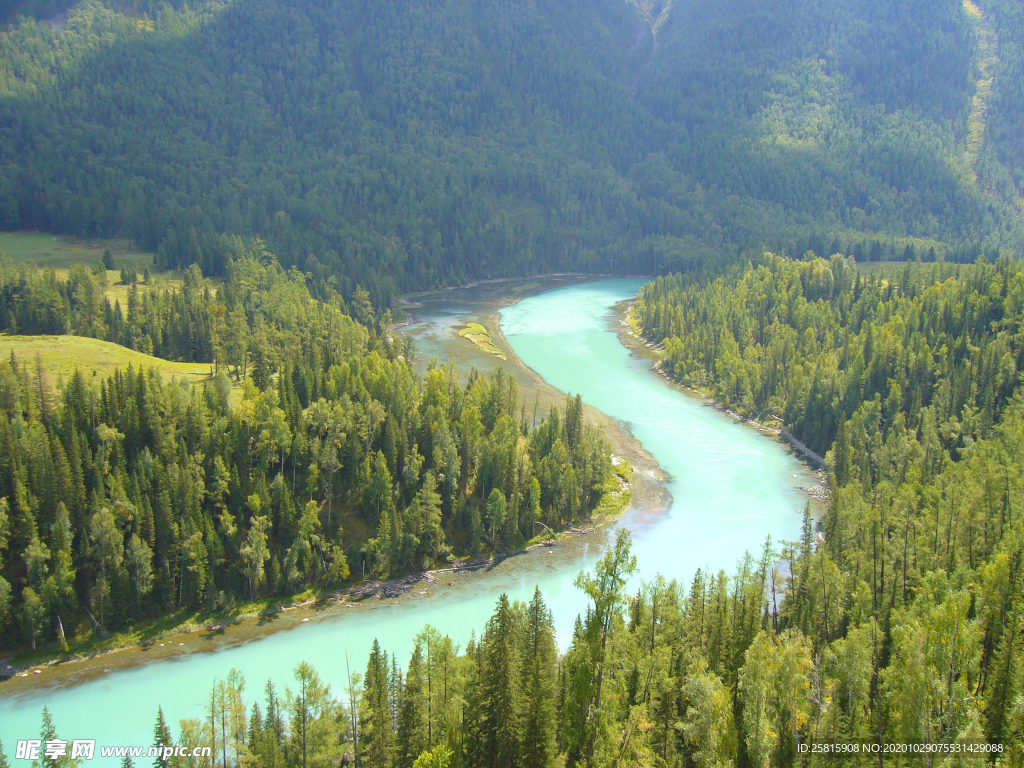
37 707 59 768
255 681 285 768
360 640 395 768
153 707 173 768
471 594 523 768
396 645 429 768
521 587 557 768
289 663 328 768
47 502 77 621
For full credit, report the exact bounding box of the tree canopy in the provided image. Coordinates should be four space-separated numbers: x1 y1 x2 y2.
1 0 1022 302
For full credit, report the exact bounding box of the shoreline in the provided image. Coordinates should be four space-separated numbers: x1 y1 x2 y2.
612 298 829 500
0 487 634 692
3 274 824 695
1 275 652 694
1 466 634 690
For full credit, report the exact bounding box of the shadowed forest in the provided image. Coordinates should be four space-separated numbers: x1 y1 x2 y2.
1 0 1024 305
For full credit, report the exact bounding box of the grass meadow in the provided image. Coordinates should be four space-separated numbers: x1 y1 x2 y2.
0 334 217 392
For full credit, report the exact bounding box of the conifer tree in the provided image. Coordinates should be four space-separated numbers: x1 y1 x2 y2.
470 594 523 768
521 587 557 768
37 707 60 768
46 503 76 620
397 645 429 768
288 663 328 768
360 640 395 768
152 707 173 768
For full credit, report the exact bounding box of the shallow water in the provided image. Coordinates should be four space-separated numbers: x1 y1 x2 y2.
0 279 809 762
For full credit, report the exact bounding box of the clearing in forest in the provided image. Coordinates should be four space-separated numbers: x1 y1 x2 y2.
0 231 153 270
0 334 218 391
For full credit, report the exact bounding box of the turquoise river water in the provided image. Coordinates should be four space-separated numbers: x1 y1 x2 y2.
0 279 810 762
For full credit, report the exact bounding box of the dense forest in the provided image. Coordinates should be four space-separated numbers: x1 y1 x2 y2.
2 0 1024 762
1 0 1023 303
0 245 617 651
6 256 1022 768
633 254 1024 457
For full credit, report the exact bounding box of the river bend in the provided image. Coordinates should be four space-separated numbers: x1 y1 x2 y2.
0 279 810 761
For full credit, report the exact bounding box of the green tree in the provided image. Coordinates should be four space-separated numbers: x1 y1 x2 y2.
397 645 429 768
240 514 271 599
125 534 154 612
19 586 45 649
469 594 523 768
682 663 736 768
287 663 331 768
153 707 173 768
486 488 507 544
45 503 77 621
572 529 637 768
89 509 124 628
412 745 452 768
360 640 395 768
521 587 557 768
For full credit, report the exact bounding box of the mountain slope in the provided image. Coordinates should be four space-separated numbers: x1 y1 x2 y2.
0 0 1022 301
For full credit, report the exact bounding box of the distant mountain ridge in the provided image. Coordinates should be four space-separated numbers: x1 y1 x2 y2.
0 0 1022 303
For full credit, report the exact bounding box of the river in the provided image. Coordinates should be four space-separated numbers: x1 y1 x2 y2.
0 279 811 762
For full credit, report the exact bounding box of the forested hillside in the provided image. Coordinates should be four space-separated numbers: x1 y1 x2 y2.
634 255 1024 456
615 255 1024 765
0 245 617 651
2 0 1024 762
978 0 1024 183
77 256 1024 768
1 0 1023 302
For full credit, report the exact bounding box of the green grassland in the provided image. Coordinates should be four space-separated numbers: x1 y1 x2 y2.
458 322 506 359
510 281 542 295
0 230 191 309
0 334 217 390
0 231 153 270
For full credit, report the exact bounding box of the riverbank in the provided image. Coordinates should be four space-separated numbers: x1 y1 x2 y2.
2 278 813 755
1 459 633 682
403 275 672 516
613 298 830 501
2 276 648 690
